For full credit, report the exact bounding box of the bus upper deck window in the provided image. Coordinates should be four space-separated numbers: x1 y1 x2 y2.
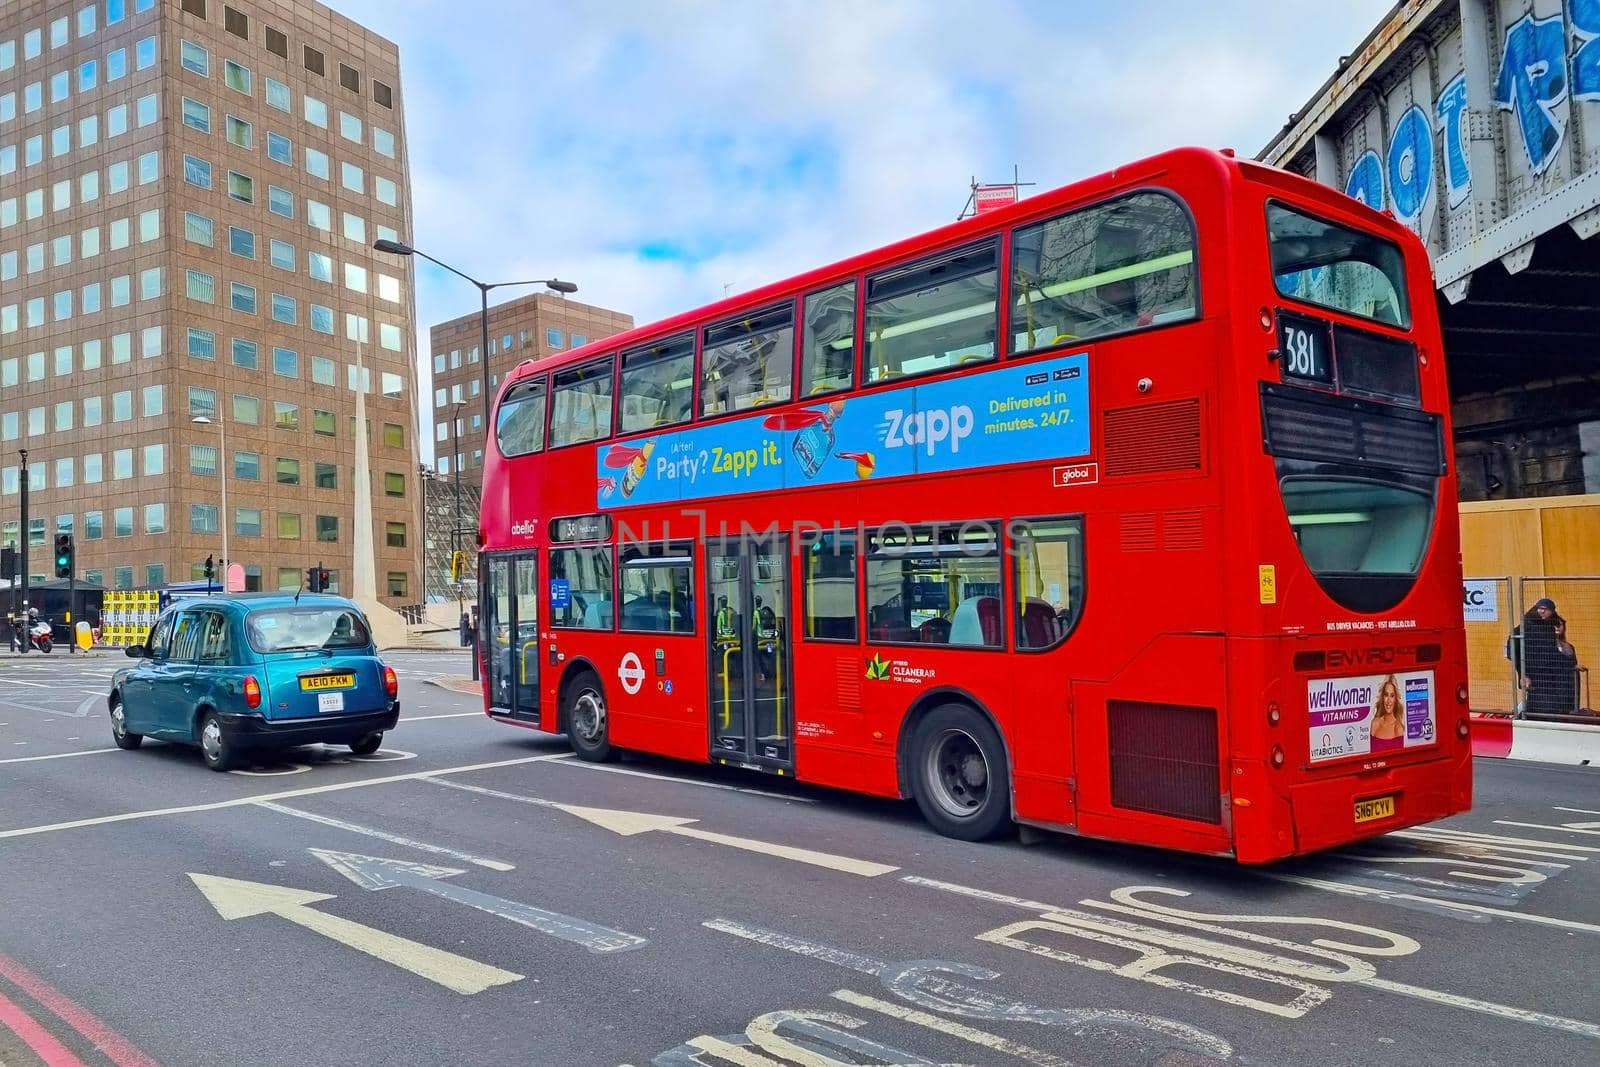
1267 202 1409 328
549 357 615 448
800 281 856 396
619 334 693 434
495 378 547 457
866 240 999 383
701 304 795 416
1011 192 1196 354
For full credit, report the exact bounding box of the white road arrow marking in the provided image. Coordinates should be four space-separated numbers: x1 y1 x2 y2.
426 778 898 877
310 849 646 953
188 873 522 994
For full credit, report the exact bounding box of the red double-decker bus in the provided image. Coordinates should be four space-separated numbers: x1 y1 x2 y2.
475 147 1472 863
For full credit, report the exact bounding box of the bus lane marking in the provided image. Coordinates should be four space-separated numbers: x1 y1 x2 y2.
0 748 117 766
425 778 896 877
255 801 515 871
904 875 1600 1040
0 949 161 1067
701 917 1233 1060
548 757 819 803
189 872 523 995
312 849 647 954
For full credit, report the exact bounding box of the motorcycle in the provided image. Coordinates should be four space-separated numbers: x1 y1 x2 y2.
12 619 52 653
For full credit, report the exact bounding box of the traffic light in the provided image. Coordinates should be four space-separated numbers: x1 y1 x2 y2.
450 550 464 582
306 566 321 592
53 533 73 579
1 546 15 581
204 554 216 580
318 567 331 592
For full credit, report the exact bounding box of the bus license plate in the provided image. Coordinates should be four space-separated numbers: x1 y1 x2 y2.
301 673 355 691
1354 795 1396 824
317 692 345 713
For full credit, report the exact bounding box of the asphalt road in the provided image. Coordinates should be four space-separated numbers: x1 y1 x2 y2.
1 650 1597 1066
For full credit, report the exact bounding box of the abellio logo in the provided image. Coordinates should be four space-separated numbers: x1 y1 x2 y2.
510 520 537 537
882 405 974 456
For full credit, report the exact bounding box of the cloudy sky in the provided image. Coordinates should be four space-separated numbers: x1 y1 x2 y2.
328 0 1396 449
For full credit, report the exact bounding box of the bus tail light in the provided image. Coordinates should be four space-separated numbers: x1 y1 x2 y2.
1456 682 1469 704
1267 701 1280 726
1270 745 1286 768
243 675 262 709
383 664 399 699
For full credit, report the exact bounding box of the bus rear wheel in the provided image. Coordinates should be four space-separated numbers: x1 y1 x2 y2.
910 703 1012 841
563 671 613 763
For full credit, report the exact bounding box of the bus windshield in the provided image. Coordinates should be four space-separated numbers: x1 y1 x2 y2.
1267 202 1409 328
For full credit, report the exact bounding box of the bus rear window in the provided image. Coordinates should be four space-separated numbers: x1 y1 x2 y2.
496 378 547 457
1281 477 1431 576
1268 203 1409 328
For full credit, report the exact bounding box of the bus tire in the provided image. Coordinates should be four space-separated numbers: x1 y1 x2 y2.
563 670 613 763
910 703 1012 841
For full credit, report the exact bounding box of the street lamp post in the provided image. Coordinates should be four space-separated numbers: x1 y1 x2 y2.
193 414 228 588
373 238 575 678
451 400 466 640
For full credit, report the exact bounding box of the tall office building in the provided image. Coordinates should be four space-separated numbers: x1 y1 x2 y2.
428 293 632 486
0 0 421 605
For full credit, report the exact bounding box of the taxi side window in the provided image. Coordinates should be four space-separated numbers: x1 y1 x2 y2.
146 613 176 655
199 612 231 661
170 612 204 661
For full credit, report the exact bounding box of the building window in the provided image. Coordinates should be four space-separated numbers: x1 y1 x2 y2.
340 112 362 143
275 457 300 485
228 226 255 259
185 269 215 303
316 515 338 542
269 239 295 270
225 114 251 148
339 63 360 93
387 573 408 598
305 147 329 180
384 522 406 548
274 402 298 430
181 97 211 133
229 282 257 314
265 27 288 59
546 328 564 348
271 294 297 325
187 327 215 360
383 423 404 448
374 177 397 207
233 394 259 423
268 185 293 218
340 161 363 193
224 5 248 39
189 444 218 476
266 77 289 112
191 504 219 534
313 409 336 435
227 171 253 203
113 508 135 538
272 347 298 377
373 80 393 109
179 40 209 76
307 250 333 281
304 45 324 76
235 508 261 537
267 132 291 164
311 357 336 386
231 338 258 368
315 462 337 489
384 472 405 497
224 59 250 94
310 304 333 334
183 155 212 189
277 513 301 539
234 451 260 480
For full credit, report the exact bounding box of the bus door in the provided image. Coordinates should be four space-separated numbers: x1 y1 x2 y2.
706 537 793 767
484 553 539 723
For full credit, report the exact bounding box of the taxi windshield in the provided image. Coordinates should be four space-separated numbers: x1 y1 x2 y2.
246 607 370 652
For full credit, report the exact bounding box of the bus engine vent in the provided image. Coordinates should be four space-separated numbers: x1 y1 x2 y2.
1107 700 1221 824
1103 398 1202 476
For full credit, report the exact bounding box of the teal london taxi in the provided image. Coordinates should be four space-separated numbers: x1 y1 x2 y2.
108 594 399 771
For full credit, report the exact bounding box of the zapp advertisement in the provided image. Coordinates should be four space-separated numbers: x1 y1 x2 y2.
1306 670 1436 764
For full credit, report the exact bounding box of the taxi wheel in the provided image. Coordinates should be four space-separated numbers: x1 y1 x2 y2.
348 732 383 756
563 670 612 763
198 711 237 772
109 696 143 750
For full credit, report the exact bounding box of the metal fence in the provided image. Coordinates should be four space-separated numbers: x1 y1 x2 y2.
1467 576 1597 720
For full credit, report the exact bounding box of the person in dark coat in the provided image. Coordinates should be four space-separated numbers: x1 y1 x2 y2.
1507 598 1578 715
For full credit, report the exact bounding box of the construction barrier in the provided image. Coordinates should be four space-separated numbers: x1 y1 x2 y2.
1471 713 1600 764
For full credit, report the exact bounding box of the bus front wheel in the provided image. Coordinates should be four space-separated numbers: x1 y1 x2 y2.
563 671 613 763
910 704 1012 841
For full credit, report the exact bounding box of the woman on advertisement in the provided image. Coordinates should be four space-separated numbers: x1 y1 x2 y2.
1369 676 1405 752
